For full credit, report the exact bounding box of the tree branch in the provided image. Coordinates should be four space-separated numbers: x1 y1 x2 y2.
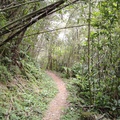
0 0 65 47
0 0 65 36
0 0 43 12
24 24 87 37
0 0 81 47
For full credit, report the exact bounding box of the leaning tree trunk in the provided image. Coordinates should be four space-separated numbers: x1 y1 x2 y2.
11 29 26 68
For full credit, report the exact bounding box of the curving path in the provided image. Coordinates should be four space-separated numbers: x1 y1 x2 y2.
43 71 68 120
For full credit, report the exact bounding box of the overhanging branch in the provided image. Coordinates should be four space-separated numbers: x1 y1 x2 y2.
0 0 43 12
0 0 64 36
0 0 80 47
24 24 87 37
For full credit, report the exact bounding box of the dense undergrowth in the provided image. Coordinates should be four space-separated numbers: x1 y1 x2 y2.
59 63 120 120
0 59 58 120
61 77 120 120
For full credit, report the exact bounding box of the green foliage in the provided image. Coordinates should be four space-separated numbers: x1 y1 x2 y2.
61 67 71 78
0 69 58 120
0 55 12 66
61 108 80 120
0 0 120 119
21 59 42 80
80 112 95 120
0 64 12 82
62 0 119 119
0 12 7 27
71 63 88 77
61 78 96 120
62 74 120 119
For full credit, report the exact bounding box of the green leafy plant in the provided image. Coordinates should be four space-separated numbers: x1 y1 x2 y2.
0 64 12 82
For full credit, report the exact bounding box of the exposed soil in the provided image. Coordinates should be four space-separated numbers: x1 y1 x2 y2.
43 71 68 120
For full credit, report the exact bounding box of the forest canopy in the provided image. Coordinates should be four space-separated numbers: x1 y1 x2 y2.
0 0 120 119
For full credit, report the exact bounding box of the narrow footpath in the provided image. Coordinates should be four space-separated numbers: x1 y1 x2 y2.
43 71 68 120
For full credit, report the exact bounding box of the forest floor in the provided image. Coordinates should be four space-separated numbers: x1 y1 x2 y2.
42 71 68 120
0 71 58 120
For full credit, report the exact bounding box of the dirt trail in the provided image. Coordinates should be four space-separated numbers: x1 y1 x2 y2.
43 71 68 120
